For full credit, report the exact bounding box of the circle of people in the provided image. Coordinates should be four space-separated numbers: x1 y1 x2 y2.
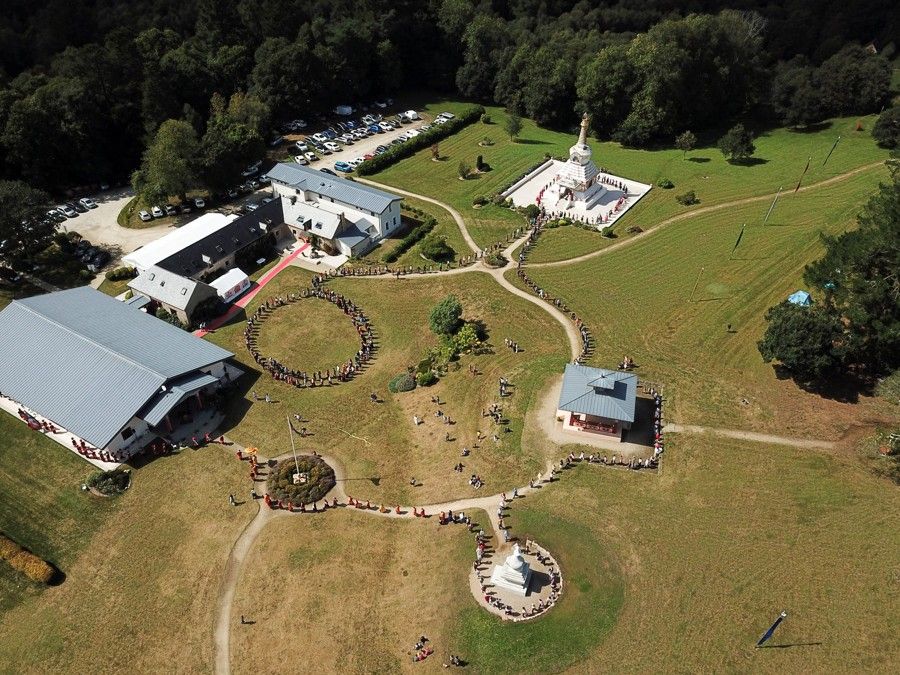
244 285 374 388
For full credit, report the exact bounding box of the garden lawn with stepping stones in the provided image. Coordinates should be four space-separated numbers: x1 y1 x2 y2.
206 265 569 506
518 164 897 440
252 292 365 376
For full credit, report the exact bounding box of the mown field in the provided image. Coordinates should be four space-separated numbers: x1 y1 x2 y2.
228 433 899 673
371 103 889 252
206 265 569 505
0 440 252 672
520 164 895 440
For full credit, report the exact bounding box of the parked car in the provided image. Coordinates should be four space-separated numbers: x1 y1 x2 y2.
79 197 98 209
324 141 341 152
228 188 240 199
180 203 192 214
139 209 152 222
434 117 448 125
375 144 389 154
320 167 337 176
258 175 270 185
368 124 382 134
402 110 420 121
164 203 178 216
436 112 455 120
194 197 206 208
151 205 164 218
248 180 260 190
334 161 353 173
363 152 375 160
268 135 284 147
58 204 77 218
294 155 309 165
295 141 309 152
312 132 329 143
374 100 387 109
419 124 432 131
349 157 365 168
246 202 259 211
47 209 65 222
304 152 319 162
390 138 404 146
71 200 88 213
334 105 354 116
241 160 262 177
262 196 275 204
378 122 394 132
87 250 110 272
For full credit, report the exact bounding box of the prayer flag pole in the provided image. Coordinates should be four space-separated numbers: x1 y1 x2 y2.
822 135 841 166
794 157 811 193
729 224 746 259
287 415 300 478
763 187 782 224
688 267 704 303
756 610 788 648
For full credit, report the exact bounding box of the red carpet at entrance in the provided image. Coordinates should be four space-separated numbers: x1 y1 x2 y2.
194 243 310 338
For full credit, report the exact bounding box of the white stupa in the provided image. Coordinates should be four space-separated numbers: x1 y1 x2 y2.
489 544 533 596
556 113 602 203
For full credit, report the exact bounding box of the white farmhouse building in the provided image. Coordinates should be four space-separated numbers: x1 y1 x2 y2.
265 163 403 255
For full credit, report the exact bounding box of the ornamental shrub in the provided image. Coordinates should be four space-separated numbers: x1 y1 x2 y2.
388 372 417 393
420 234 455 262
484 253 507 268
87 469 131 495
472 195 488 206
676 190 699 206
356 105 485 176
429 295 463 335
657 178 674 189
105 266 137 281
416 370 437 386
382 217 437 263
481 113 492 124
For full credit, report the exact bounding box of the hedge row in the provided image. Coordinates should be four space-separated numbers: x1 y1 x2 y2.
382 216 437 263
0 533 55 583
356 105 486 176
105 266 137 281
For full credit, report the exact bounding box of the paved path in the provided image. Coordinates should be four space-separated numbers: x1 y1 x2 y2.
529 161 887 269
663 423 836 449
356 178 481 253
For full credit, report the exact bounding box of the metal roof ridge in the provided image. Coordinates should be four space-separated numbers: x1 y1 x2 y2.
11 297 168 384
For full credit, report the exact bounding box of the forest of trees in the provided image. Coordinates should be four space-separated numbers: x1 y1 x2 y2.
0 0 896 195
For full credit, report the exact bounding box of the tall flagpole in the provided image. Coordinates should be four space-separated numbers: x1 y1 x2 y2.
763 187 782 224
287 415 300 477
822 135 841 166
729 224 746 260
688 267 704 303
756 610 788 648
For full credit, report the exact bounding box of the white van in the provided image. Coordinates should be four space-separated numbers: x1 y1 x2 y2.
402 110 420 121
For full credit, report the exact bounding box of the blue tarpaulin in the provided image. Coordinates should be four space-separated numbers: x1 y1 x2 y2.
787 290 812 306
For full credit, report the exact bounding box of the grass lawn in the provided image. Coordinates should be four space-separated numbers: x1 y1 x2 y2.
0 444 253 672
369 103 889 251
524 224 611 264
206 266 569 505
519 164 895 440
0 416 116 613
353 197 471 268
254 293 362 374
230 510 473 674
96 276 131 297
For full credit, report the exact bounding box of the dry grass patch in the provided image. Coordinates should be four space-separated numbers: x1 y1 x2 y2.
230 509 473 674
0 446 253 672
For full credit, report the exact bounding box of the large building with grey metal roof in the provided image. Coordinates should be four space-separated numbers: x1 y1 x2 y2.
0 287 235 461
556 363 637 440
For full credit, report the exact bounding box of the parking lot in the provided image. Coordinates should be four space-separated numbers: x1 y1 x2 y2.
282 110 441 174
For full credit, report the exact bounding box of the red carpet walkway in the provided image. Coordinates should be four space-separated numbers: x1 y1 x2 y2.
194 243 309 338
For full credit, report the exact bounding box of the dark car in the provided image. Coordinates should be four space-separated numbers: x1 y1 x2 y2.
319 167 337 176
87 250 110 272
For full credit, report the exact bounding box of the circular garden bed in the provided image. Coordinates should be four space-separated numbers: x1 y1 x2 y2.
267 455 336 504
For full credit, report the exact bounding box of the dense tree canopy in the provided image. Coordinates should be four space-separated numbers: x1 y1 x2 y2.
0 0 895 193
0 180 52 262
429 295 463 336
760 160 900 385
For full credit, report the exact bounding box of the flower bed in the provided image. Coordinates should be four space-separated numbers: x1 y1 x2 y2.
267 456 336 505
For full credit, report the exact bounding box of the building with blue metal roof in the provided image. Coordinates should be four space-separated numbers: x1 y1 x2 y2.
556 363 638 440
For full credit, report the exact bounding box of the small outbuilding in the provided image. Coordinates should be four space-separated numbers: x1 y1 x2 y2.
556 363 637 440
210 268 251 304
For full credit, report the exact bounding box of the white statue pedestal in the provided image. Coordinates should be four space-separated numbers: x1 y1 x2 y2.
489 544 533 596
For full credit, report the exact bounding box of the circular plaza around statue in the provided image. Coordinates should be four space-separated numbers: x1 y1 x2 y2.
266 454 336 506
470 540 563 621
